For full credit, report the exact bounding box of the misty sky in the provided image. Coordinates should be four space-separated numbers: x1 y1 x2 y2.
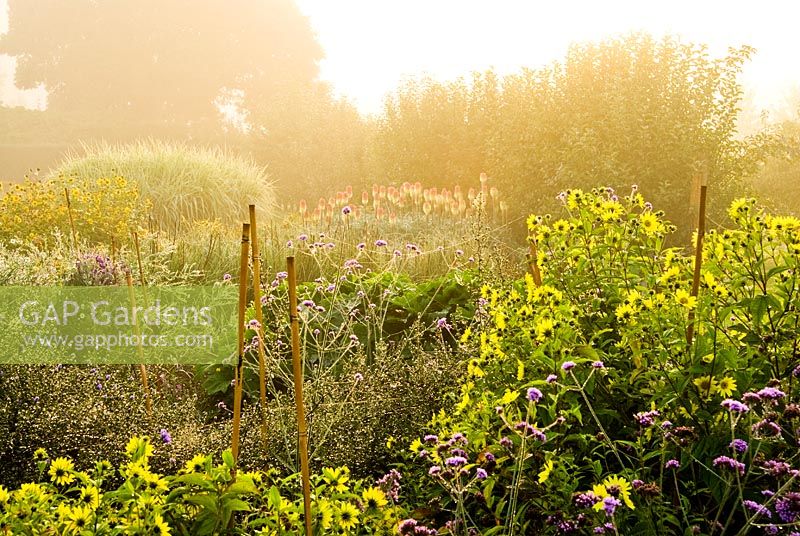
2 0 799 115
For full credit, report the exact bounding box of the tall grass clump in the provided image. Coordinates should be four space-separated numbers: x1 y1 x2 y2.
49 140 275 234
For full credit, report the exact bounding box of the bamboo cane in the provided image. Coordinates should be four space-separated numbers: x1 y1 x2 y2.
287 256 312 536
248 205 270 449
528 238 542 286
125 271 152 416
133 232 146 286
686 172 708 347
231 223 250 464
64 187 80 257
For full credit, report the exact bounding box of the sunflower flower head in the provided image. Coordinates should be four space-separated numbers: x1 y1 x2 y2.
49 457 75 486
362 487 388 510
337 502 360 531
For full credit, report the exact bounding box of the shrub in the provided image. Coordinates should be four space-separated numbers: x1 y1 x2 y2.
0 365 229 487
49 140 275 234
402 187 800 534
0 436 407 535
0 175 149 245
202 265 476 478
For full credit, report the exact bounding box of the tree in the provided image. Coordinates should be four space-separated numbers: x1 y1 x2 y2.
371 71 500 188
1 0 322 139
370 34 779 236
247 82 371 201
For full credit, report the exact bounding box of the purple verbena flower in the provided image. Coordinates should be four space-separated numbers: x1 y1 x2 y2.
602 496 621 517
713 456 746 475
758 387 786 400
730 439 748 453
445 456 467 468
743 500 772 518
574 491 599 508
776 492 800 523
527 387 544 402
634 410 660 427
721 399 749 413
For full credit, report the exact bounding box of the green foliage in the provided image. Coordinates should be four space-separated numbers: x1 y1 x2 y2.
752 118 800 215
0 365 230 487
371 34 780 236
0 174 149 244
404 187 800 534
372 71 500 190
0 437 406 534
201 266 475 476
249 83 371 203
49 140 275 234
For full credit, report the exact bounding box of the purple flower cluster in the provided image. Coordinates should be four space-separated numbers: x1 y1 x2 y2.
664 459 680 470
634 410 661 428
343 258 362 271
159 428 172 444
574 491 599 508
757 387 786 400
743 499 772 518
762 460 792 477
527 387 544 402
602 496 622 517
776 492 800 523
375 469 401 502
398 519 437 536
513 422 546 441
713 456 746 475
752 419 782 437
729 439 748 454
445 456 468 468
720 399 749 413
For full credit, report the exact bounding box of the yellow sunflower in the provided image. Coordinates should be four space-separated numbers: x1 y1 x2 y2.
78 486 100 510
362 487 388 510
49 457 75 486
337 502 360 531
717 377 737 398
68 506 93 533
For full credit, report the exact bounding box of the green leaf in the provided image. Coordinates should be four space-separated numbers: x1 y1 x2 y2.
185 494 219 514
223 480 258 497
221 449 235 469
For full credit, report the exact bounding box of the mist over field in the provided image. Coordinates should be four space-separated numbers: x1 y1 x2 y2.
2 3 800 535
0 0 798 230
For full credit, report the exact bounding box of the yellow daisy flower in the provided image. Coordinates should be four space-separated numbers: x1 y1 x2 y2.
68 506 93 533
538 460 554 483
717 377 737 398
49 457 75 486
693 375 718 396
337 502 360 531
78 486 100 510
675 289 697 310
363 487 388 510
184 454 208 473
153 513 171 536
